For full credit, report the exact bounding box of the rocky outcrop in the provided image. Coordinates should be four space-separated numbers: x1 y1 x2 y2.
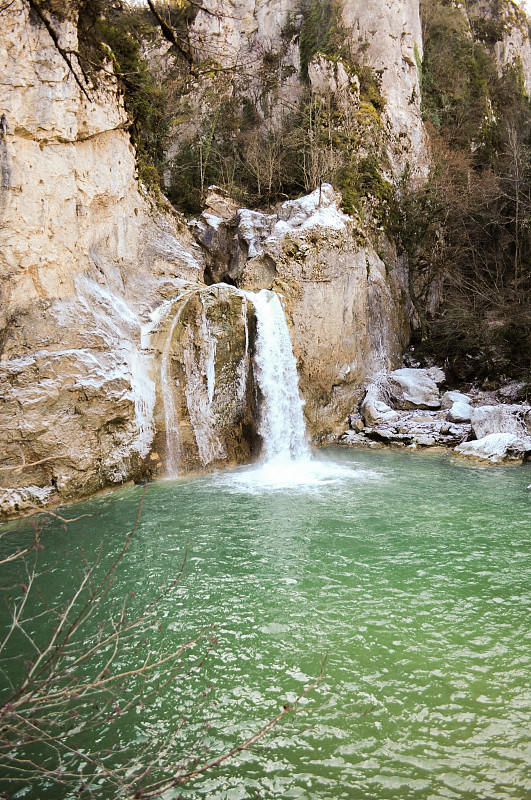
0 3 258 516
342 368 531 464
451 403 531 464
493 2 531 95
148 285 259 474
340 0 428 181
193 184 409 439
455 433 531 464
470 404 530 439
441 390 472 409
446 401 472 424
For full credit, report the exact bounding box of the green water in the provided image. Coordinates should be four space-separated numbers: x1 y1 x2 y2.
1 448 531 799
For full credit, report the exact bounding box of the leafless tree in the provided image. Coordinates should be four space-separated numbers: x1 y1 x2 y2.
0 491 325 798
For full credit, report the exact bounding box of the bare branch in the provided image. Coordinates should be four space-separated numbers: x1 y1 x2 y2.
146 0 194 65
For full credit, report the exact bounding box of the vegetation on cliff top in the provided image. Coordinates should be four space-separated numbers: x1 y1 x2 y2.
24 0 531 384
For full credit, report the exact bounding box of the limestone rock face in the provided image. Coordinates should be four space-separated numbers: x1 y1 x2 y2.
494 5 531 96
190 0 302 131
187 0 429 181
340 0 429 182
0 3 208 515
0 0 430 516
308 55 360 112
148 285 260 474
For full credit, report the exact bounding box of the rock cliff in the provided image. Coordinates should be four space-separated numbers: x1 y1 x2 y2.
194 185 409 439
0 1 208 514
187 0 429 181
1 0 530 516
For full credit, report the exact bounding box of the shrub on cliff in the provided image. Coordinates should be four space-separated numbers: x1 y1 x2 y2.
400 0 531 384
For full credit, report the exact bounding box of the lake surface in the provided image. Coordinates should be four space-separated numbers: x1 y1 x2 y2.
1 448 531 799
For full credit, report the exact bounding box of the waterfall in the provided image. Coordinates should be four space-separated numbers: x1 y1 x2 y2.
157 285 309 477
247 289 309 463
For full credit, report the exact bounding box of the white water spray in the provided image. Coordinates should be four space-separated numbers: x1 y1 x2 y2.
247 289 309 463
220 289 360 492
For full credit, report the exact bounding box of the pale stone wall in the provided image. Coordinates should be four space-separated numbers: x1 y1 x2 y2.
341 0 429 182
188 0 430 181
0 2 206 516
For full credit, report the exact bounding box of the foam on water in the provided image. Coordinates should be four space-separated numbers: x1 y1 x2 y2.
214 456 380 494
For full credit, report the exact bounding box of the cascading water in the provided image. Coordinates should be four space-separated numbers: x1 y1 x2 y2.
158 285 351 488
218 289 355 492
247 289 309 463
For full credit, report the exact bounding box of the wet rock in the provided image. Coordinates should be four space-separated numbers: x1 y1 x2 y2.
387 368 441 410
0 2 208 516
455 433 531 464
342 395 472 449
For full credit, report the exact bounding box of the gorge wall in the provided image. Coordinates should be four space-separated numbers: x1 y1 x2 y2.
0 0 529 516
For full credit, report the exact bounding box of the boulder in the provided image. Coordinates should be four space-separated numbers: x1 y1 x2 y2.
447 400 472 423
387 368 441 410
455 433 531 464
360 385 400 426
415 435 437 447
441 390 471 409
426 366 446 385
361 398 400 427
203 185 240 220
470 405 525 439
